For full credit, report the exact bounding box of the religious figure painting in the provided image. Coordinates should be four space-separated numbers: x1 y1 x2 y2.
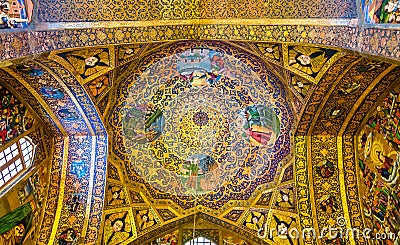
103 210 136 245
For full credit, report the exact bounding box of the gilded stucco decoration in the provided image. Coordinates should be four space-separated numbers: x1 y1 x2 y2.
294 44 400 244
2 24 400 65
313 59 391 135
37 0 356 22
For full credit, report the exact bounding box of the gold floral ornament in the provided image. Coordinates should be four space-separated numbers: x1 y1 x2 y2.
103 212 132 245
65 48 110 79
288 46 328 76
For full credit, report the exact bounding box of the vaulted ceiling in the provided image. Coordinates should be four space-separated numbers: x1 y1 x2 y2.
0 0 400 245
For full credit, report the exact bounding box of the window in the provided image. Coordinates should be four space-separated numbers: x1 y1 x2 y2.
185 237 217 245
0 136 35 188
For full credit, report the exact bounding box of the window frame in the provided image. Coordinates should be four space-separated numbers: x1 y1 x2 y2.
0 136 36 189
185 236 217 245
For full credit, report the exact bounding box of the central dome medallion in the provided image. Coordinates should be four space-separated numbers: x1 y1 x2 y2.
122 48 287 196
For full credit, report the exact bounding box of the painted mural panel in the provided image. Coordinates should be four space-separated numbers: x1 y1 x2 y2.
134 209 159 234
273 184 296 212
0 84 34 145
357 87 400 244
0 164 48 245
103 209 137 245
53 48 114 82
283 45 340 84
363 0 400 23
106 183 129 207
253 43 281 63
241 209 267 234
0 0 33 28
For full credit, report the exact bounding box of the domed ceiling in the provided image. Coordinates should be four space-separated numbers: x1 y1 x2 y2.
102 41 300 244
111 41 293 205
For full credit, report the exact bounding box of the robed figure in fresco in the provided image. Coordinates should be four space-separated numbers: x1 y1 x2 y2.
0 203 32 245
241 104 280 147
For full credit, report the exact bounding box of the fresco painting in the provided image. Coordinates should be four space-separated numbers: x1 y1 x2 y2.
255 43 280 62
58 108 79 121
0 85 34 145
0 165 47 245
123 103 165 144
242 210 266 233
179 154 220 193
117 44 148 65
56 48 112 80
40 86 64 99
103 210 136 245
290 74 312 99
357 87 400 244
15 65 44 78
274 185 296 212
0 0 33 28
363 0 400 23
106 184 128 206
240 104 280 147
122 47 291 196
283 45 339 84
135 209 158 233
0 203 33 245
58 228 77 245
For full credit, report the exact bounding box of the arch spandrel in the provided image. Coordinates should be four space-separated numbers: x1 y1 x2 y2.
0 57 108 244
